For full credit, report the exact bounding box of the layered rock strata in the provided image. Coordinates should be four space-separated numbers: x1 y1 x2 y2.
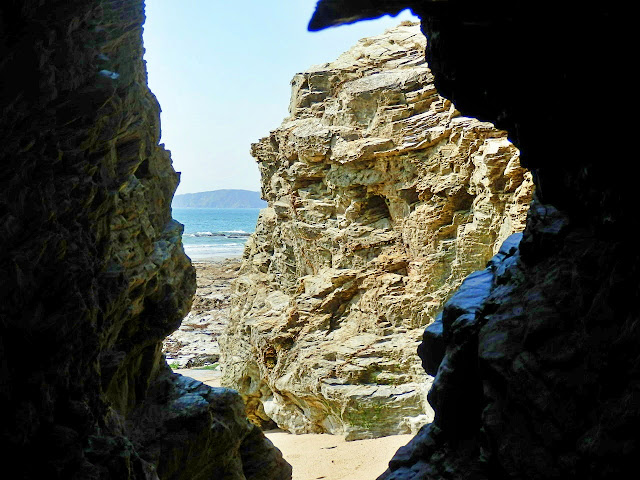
220 23 532 440
0 2 289 478
310 1 639 479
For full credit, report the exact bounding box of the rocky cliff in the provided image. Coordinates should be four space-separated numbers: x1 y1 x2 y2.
0 2 289 478
309 1 639 479
220 23 532 440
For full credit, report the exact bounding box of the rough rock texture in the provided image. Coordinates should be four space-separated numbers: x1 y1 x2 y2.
382 204 640 480
310 1 639 479
0 2 289 478
220 23 532 440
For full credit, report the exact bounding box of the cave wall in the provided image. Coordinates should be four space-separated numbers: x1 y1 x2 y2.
0 1 289 478
310 1 639 479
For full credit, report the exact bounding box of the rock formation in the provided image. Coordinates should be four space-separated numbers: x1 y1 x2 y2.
0 2 289 478
220 23 532 440
309 1 639 479
2 0 636 477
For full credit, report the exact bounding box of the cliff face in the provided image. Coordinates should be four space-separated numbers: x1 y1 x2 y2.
0 2 289 478
310 2 639 479
220 23 532 440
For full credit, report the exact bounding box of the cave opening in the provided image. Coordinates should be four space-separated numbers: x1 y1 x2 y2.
142 2 535 478
141 2 432 477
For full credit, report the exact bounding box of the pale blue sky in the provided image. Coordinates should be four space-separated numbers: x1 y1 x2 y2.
143 1 418 195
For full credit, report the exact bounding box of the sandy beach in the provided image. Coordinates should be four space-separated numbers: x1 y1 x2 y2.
168 260 412 480
265 431 412 480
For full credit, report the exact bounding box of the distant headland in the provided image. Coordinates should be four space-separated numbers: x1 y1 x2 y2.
172 189 267 208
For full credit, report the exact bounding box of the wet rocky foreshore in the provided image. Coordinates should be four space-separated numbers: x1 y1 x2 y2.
163 257 242 368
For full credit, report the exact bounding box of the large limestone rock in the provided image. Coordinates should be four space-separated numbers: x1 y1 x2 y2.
0 2 289 478
220 23 532 440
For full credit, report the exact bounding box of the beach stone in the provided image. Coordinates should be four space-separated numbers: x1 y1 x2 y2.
219 23 533 439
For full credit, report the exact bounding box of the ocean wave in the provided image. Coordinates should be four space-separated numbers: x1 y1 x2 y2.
184 243 242 249
183 243 245 260
184 231 252 238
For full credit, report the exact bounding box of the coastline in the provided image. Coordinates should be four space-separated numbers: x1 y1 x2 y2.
186 253 244 264
190 255 243 266
173 206 260 262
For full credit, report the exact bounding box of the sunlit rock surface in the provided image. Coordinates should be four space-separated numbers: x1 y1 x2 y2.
220 23 532 440
0 1 289 478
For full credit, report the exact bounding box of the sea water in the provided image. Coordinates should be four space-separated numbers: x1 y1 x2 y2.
172 208 262 261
